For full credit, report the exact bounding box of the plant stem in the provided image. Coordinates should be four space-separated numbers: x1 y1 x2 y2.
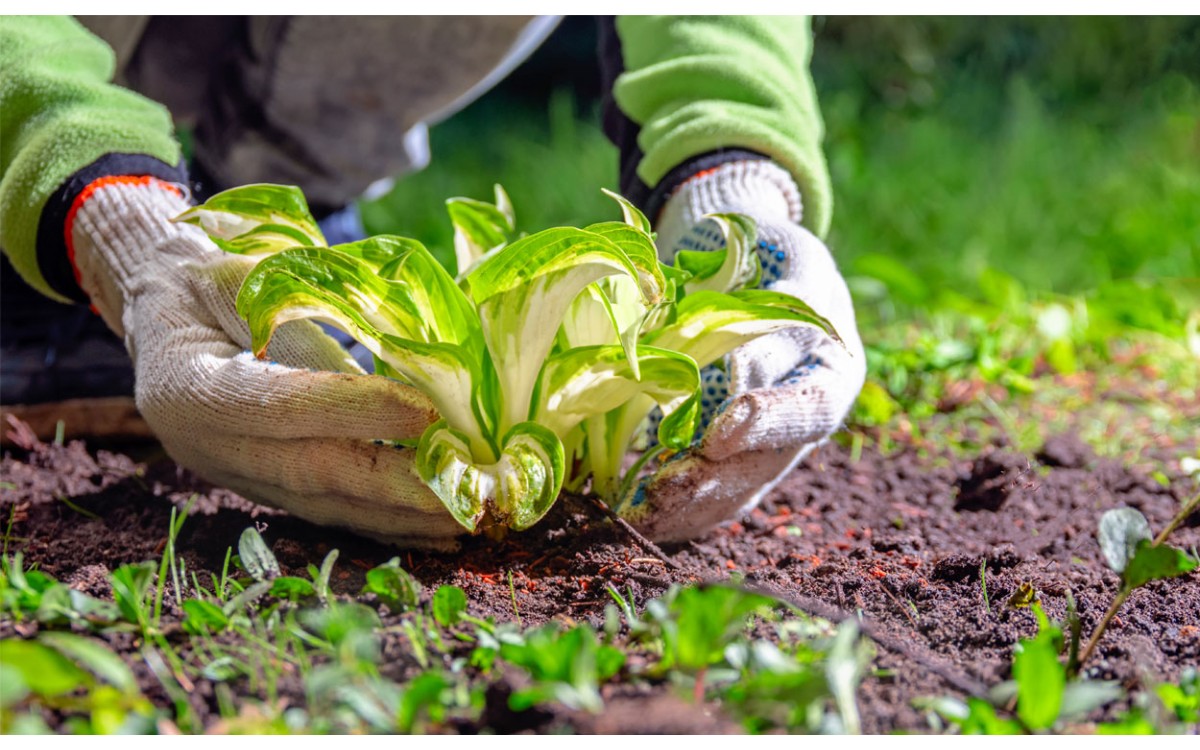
980 561 991 615
507 570 522 628
616 445 666 504
1076 587 1130 673
1153 490 1199 547
1076 491 1199 675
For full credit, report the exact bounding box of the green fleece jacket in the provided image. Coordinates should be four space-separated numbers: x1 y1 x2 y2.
0 16 831 303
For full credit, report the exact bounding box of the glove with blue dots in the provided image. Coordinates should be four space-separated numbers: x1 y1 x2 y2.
623 160 866 542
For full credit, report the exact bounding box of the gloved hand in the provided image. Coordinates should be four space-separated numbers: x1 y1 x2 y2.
69 177 464 547
624 161 866 542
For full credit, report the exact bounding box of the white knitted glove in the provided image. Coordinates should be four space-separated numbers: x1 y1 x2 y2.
69 178 463 547
625 161 866 542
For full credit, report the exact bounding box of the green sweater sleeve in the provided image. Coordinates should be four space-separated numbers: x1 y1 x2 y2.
0 16 183 303
605 16 832 238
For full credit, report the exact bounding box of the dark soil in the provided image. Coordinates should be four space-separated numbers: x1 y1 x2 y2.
2 422 1198 734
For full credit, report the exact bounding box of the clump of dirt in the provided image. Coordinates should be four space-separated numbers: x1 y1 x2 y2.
1036 432 1096 469
952 450 1030 512
2 424 1198 734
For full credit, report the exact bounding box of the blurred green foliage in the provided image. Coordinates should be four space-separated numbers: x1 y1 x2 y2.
361 18 1199 452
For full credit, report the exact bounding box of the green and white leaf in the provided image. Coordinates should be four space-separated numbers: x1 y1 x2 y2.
447 184 516 276
643 289 841 370
174 183 326 255
675 212 761 294
534 345 701 444
416 420 564 533
467 227 662 434
601 188 653 237
236 249 492 456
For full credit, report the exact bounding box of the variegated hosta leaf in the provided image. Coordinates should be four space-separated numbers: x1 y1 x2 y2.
584 387 702 502
236 248 494 459
642 289 842 370
447 184 516 276
466 227 665 435
537 344 701 501
416 420 564 533
581 222 673 379
674 213 761 295
560 283 622 350
601 188 654 237
174 184 326 255
240 239 479 346
534 344 700 447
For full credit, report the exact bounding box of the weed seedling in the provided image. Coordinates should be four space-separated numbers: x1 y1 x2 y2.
1077 497 1199 673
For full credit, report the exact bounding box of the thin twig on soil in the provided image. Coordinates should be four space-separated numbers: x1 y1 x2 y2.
758 587 990 697
574 492 681 571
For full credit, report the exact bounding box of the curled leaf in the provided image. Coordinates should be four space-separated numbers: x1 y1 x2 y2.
416 421 565 533
174 183 325 254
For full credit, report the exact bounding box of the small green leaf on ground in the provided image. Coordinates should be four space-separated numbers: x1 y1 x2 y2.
1122 540 1198 590
0 639 88 697
38 632 138 695
362 557 422 613
1156 668 1200 722
1058 680 1123 720
182 599 230 634
501 624 624 713
1013 614 1065 730
432 585 468 627
110 562 155 626
269 576 316 601
314 549 339 602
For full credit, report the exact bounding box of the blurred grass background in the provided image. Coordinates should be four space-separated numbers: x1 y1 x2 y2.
361 17 1200 456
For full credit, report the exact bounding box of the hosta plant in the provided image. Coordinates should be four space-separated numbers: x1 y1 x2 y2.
176 184 840 535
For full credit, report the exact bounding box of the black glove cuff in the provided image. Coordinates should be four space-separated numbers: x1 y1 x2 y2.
37 153 188 303
638 149 770 227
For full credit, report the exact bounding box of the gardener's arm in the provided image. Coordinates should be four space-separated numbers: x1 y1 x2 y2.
0 16 461 546
600 16 866 540
0 15 185 303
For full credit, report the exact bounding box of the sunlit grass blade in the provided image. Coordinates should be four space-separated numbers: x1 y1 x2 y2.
174 184 326 255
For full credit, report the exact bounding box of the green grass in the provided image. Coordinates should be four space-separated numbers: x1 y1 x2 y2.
5 516 1195 734
1 529 870 734
826 76 1200 321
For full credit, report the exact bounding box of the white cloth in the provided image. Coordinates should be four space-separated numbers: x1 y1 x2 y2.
628 161 866 542
71 181 463 547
